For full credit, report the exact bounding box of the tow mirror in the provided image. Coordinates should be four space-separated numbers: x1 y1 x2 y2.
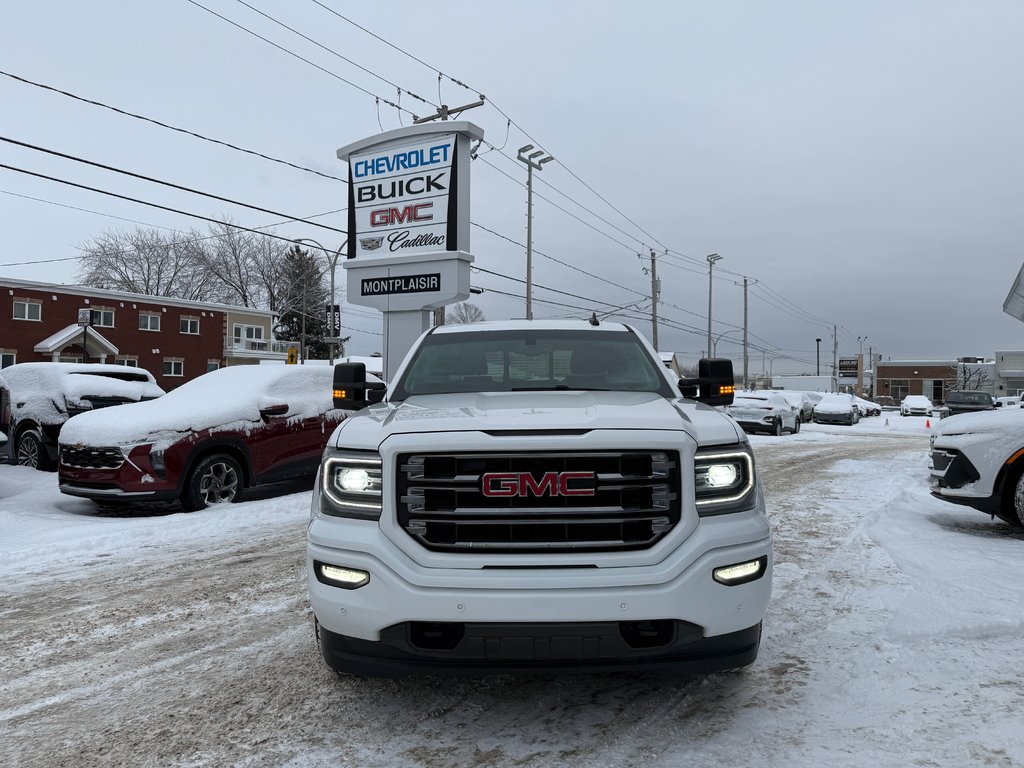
333 363 387 409
679 358 735 406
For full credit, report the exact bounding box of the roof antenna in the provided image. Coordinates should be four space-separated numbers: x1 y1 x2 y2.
589 312 600 326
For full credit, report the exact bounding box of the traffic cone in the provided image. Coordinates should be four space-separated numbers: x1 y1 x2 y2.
925 419 931 428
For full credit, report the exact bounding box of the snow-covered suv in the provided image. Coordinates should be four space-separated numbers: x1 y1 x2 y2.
930 408 1024 526
0 363 164 470
307 321 773 677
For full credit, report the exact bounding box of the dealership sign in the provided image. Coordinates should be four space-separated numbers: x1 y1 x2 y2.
338 123 483 383
838 357 859 376
340 124 483 260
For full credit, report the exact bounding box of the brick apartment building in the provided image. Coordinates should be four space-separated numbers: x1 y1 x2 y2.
0 277 291 388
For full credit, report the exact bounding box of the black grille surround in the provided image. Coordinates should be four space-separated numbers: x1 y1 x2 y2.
60 445 125 470
396 451 681 553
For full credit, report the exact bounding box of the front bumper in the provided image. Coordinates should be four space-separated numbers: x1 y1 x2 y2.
929 446 997 514
308 508 772 676
317 619 762 677
58 447 180 502
814 413 854 424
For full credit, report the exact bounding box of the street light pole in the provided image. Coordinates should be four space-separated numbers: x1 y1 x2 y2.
712 328 743 355
816 337 822 376
706 253 722 357
294 238 347 365
517 145 554 320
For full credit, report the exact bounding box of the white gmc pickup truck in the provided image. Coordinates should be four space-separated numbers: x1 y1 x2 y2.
307 320 772 677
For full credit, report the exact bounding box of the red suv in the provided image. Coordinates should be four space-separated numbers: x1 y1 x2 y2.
57 364 361 510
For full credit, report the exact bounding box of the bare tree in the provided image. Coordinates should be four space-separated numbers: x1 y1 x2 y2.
446 301 485 324
77 227 217 300
945 362 992 392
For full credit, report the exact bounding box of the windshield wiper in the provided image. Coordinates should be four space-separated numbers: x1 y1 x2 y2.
510 385 610 391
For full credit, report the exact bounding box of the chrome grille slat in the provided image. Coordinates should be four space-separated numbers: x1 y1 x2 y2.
397 451 681 554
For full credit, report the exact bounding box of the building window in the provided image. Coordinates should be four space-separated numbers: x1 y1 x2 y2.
91 308 115 327
207 360 220 373
59 356 82 363
890 379 910 401
232 324 266 350
114 356 139 367
13 300 41 321
163 359 184 377
180 316 200 335
1 352 15 368
139 312 161 331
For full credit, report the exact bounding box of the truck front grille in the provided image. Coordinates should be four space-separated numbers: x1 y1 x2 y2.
61 445 124 470
396 451 680 553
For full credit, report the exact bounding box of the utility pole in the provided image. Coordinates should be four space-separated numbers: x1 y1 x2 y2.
517 145 554 320
650 249 660 351
742 277 750 389
413 96 486 124
832 324 838 384
706 253 722 357
816 338 822 376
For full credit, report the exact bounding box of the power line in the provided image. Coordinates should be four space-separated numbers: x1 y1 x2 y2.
231 0 436 108
0 135 347 236
0 69 348 184
183 0 416 117
0 162 350 252
472 266 636 310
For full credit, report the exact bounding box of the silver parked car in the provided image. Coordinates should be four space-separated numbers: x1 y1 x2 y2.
727 393 800 436
813 393 861 426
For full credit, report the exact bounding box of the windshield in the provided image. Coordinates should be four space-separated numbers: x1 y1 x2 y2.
947 392 991 404
391 329 673 399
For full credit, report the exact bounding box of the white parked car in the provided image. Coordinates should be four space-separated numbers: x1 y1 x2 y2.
901 395 933 417
813 393 861 426
930 408 1024 527
727 393 800 436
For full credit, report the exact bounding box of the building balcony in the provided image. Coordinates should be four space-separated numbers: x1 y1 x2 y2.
224 337 299 359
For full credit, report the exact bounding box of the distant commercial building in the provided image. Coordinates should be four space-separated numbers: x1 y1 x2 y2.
0 277 293 388
875 358 995 402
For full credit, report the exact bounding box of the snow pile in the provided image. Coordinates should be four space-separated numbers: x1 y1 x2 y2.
60 365 346 447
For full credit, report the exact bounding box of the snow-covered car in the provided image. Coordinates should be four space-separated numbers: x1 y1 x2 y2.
930 408 1024 527
900 395 933 417
813 393 861 425
727 393 800 435
0 362 164 470
853 396 881 417
776 391 814 422
57 365 370 510
995 396 1022 409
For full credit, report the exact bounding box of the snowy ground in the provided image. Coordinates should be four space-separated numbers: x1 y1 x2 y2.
2 415 1023 767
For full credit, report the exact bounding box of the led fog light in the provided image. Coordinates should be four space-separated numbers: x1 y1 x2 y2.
713 556 767 586
314 561 370 590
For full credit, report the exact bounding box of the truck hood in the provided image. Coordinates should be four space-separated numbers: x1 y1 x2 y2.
331 391 743 449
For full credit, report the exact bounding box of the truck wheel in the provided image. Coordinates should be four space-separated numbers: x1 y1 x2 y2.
16 430 50 471
773 419 782 437
1011 471 1024 527
182 453 243 511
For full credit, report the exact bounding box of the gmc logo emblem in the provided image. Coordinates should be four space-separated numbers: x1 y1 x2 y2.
369 203 433 228
481 471 596 498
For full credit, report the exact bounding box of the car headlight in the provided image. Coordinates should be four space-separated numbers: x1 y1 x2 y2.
320 451 383 520
694 444 756 516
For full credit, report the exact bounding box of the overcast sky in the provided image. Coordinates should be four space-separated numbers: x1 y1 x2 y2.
3 1 1023 372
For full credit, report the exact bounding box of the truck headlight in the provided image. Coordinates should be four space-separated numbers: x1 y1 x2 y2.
321 451 383 520
694 445 756 516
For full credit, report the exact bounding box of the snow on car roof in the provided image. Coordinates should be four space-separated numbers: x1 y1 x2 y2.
60 364 362 447
0 362 164 425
